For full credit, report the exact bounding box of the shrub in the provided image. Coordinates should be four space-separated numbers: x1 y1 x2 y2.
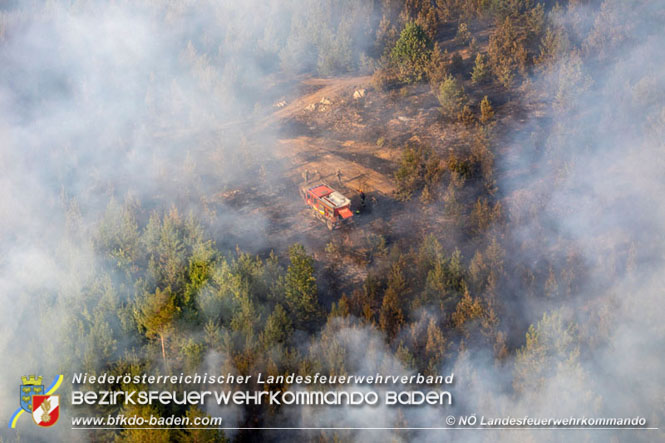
447 153 473 179
372 66 401 91
458 104 475 125
394 144 442 201
449 53 465 74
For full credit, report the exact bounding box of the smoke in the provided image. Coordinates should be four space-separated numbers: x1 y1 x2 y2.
0 0 382 439
0 0 292 439
440 1 665 441
268 1 665 442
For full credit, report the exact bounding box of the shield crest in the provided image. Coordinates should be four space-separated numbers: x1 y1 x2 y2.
20 382 45 413
32 395 59 427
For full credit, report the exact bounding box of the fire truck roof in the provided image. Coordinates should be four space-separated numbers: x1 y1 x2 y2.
326 191 350 208
306 184 351 209
308 184 334 198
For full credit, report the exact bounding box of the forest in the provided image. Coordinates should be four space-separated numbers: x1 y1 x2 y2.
0 0 663 442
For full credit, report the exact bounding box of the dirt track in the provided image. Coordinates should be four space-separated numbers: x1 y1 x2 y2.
268 75 398 197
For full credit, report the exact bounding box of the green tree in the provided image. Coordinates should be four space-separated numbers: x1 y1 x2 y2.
470 197 502 235
390 22 433 83
230 294 259 338
471 53 490 85
479 96 495 124
376 14 399 56
97 198 141 273
488 5 546 87
317 24 353 75
469 250 488 292
379 263 407 340
536 27 570 69
395 341 416 369
443 180 463 225
379 287 405 341
469 37 479 55
330 295 351 318
437 74 468 120
184 239 215 311
284 244 321 330
425 318 447 371
262 304 293 347
484 236 505 277
513 310 579 394
455 22 471 45
136 287 178 366
426 42 448 86
451 285 484 337
143 208 206 294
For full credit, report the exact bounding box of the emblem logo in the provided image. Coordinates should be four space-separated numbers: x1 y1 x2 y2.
9 374 63 429
19 375 44 413
32 395 60 427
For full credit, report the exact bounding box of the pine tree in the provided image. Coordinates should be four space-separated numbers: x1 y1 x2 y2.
379 287 405 341
437 74 467 120
470 197 492 235
330 295 351 318
395 341 416 369
455 22 471 46
426 42 448 86
379 263 407 339
443 180 463 225
425 318 446 365
422 261 446 308
484 237 505 277
97 197 141 272
262 304 293 347
447 248 465 292
479 95 495 124
230 294 259 338
284 244 321 330
390 22 433 83
136 287 178 366
469 37 479 55
469 250 487 292
513 311 580 394
375 14 398 57
452 285 483 331
471 53 490 84
420 184 433 204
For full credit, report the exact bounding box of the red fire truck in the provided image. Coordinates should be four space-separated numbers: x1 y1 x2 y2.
301 183 354 230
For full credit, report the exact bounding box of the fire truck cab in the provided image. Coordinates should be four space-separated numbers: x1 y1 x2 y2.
301 183 354 230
